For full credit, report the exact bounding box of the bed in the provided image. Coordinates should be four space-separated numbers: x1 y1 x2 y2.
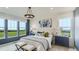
16 35 53 51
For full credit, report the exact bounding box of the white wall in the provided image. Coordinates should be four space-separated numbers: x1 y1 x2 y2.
30 13 61 36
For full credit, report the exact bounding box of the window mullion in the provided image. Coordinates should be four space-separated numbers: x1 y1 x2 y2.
25 22 27 36
4 19 8 39
17 21 19 37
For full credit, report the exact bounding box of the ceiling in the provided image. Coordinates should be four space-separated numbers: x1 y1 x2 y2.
0 7 75 19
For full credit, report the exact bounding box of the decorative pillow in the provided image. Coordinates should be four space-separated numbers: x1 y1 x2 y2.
29 31 35 35
43 32 49 37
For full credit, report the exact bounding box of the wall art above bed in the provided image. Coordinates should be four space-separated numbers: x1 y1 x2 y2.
39 18 52 27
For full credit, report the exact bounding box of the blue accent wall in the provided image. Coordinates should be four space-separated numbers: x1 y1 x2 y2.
0 37 19 44
0 35 26 45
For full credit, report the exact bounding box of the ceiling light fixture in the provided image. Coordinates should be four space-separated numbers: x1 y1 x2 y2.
24 7 35 19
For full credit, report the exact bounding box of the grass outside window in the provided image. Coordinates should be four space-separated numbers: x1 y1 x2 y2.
19 30 26 36
61 30 71 37
0 31 4 39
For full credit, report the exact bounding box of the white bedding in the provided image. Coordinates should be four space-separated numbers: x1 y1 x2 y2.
26 35 53 48
17 35 52 51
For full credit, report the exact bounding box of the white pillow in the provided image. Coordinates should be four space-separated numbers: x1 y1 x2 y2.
35 33 44 37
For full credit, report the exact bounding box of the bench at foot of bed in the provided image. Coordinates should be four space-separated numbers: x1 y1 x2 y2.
21 44 37 51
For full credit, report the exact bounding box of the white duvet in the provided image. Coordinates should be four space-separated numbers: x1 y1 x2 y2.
17 35 52 51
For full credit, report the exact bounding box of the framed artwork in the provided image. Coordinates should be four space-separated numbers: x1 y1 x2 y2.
39 18 52 27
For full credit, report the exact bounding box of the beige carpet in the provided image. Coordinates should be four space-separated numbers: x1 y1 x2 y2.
48 45 76 51
0 41 76 51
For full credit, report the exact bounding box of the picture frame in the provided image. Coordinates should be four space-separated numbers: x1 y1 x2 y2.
39 18 52 27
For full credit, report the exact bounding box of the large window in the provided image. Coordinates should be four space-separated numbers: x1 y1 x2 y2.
0 19 4 39
59 18 71 37
0 18 28 44
0 19 27 38
19 21 26 36
8 20 17 37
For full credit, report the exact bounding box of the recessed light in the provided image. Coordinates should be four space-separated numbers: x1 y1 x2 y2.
50 8 54 10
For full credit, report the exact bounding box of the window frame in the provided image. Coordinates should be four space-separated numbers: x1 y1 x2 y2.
0 19 5 39
19 21 26 36
7 20 18 38
59 18 72 37
0 19 27 39
0 19 29 45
